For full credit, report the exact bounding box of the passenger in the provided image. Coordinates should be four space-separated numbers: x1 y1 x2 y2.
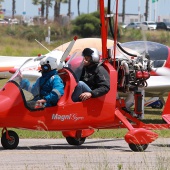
72 48 110 102
20 56 64 108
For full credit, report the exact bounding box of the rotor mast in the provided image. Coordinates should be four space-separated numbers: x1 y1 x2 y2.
99 0 107 59
113 0 119 68
99 0 119 66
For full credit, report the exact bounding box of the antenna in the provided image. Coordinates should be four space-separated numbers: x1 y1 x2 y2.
35 39 51 52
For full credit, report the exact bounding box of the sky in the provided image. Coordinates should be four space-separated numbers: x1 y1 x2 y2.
0 0 170 21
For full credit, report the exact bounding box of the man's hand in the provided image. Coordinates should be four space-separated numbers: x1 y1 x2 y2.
36 99 46 108
79 92 92 101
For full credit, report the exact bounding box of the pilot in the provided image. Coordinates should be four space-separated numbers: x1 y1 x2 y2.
20 56 64 108
72 47 110 102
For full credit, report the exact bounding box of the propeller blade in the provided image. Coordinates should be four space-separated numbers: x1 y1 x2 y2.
152 67 170 76
60 36 77 62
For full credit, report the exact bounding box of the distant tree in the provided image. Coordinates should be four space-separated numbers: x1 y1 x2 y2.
67 0 71 18
71 12 100 37
12 0 16 19
122 0 126 23
32 0 53 20
32 0 45 17
54 0 67 22
97 0 99 11
77 0 80 16
45 0 53 20
145 0 149 21
60 0 71 18
54 0 61 22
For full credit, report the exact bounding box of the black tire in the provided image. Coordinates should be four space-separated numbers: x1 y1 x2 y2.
66 137 86 145
151 101 163 109
1 130 19 149
129 143 148 152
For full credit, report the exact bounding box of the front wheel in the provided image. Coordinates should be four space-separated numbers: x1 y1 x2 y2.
66 137 86 145
1 130 19 149
129 143 148 152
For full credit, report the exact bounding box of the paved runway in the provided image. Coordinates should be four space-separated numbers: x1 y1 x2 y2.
0 138 170 170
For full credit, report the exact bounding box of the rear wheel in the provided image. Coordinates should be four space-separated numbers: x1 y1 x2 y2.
129 143 148 152
1 130 19 149
66 137 86 145
151 101 163 109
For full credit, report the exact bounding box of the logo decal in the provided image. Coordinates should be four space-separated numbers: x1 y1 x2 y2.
52 114 84 121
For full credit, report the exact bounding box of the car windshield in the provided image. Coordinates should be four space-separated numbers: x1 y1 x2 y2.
165 22 170 26
148 22 156 25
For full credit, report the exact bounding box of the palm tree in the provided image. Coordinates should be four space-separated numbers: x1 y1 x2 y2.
0 0 4 4
67 0 71 18
12 0 16 19
54 0 68 22
46 0 50 19
54 0 61 22
77 0 80 16
122 0 126 23
145 0 149 21
32 0 45 18
97 0 99 11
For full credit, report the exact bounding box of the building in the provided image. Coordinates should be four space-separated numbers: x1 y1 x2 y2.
118 13 170 24
117 13 144 24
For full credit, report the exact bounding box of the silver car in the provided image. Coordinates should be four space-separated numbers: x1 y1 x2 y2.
125 22 141 29
0 19 8 25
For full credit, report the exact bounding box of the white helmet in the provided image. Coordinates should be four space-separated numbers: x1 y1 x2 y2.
40 56 64 72
82 48 100 63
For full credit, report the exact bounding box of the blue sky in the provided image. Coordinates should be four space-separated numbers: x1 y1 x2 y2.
0 0 169 21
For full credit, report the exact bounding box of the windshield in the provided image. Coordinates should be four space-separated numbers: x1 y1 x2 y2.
65 51 84 81
121 41 168 68
9 58 41 102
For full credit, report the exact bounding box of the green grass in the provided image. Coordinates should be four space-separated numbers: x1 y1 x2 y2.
0 36 60 56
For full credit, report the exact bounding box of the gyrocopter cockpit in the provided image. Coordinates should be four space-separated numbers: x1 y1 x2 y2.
8 52 85 108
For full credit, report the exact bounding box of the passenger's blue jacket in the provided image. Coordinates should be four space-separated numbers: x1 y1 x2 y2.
20 70 64 107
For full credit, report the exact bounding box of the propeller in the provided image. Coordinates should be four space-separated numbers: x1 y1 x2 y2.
60 36 77 62
34 36 77 70
56 36 77 70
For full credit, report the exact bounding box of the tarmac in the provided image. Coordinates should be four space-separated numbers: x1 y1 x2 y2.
0 138 170 170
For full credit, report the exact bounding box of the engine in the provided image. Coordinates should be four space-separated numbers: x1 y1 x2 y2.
116 54 151 93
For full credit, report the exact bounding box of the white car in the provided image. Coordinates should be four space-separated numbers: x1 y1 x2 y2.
141 21 157 30
0 19 8 25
